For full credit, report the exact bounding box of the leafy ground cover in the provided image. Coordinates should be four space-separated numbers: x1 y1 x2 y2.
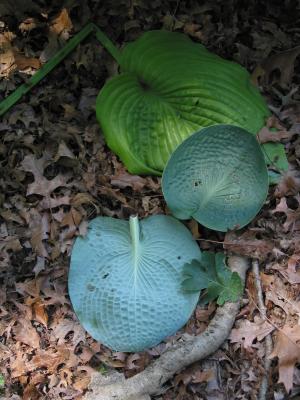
0 1 300 399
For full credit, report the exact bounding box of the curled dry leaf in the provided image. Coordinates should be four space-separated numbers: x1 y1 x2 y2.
28 209 49 258
54 141 78 168
50 8 73 35
33 300 48 327
19 18 37 32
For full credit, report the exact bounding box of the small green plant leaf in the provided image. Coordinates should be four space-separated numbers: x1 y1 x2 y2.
0 373 4 390
182 252 243 305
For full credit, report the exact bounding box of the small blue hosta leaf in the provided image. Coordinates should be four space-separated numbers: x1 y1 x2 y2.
68 215 201 352
182 252 243 305
162 125 269 232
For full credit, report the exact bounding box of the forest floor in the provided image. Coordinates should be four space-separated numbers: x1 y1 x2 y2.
0 1 300 399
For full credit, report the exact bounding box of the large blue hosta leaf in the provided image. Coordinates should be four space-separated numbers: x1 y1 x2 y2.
162 125 269 232
96 30 286 175
68 215 201 352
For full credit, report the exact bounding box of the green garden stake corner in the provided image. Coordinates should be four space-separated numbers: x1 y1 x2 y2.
0 23 121 117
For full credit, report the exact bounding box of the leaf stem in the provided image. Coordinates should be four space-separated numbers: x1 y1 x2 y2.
129 215 140 265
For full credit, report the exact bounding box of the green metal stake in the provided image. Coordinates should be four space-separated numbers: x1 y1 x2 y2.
0 23 121 117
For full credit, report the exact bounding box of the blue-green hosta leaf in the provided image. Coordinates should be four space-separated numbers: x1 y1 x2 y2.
182 252 243 305
96 30 286 175
162 125 269 232
68 215 201 352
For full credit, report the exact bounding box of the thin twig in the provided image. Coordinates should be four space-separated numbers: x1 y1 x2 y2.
252 259 273 400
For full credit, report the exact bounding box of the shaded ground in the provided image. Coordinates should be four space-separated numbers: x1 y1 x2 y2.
0 1 300 399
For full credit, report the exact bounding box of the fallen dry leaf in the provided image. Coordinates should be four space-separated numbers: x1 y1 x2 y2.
27 347 73 374
275 169 300 197
19 18 37 32
13 319 40 348
262 273 300 317
271 197 300 232
230 316 274 349
50 317 86 349
50 8 73 35
21 154 70 197
252 46 300 86
277 254 300 285
111 169 149 191
53 140 77 168
270 324 300 392
257 126 291 144
0 31 40 76
224 230 274 260
23 383 40 400
13 50 40 70
28 209 49 258
33 299 48 327
10 351 28 378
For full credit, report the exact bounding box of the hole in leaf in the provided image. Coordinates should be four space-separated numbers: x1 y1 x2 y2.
87 284 95 292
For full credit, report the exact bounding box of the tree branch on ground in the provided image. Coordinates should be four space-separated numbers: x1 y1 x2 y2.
252 259 273 400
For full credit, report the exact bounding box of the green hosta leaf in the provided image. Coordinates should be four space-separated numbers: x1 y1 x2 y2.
162 125 269 232
262 142 289 172
0 374 4 390
182 252 243 305
96 30 278 175
68 215 201 352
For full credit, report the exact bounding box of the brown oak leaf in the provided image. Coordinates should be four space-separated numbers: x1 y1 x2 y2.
13 319 40 348
21 154 69 197
252 46 300 86
224 230 274 260
27 346 76 374
270 324 300 392
278 254 300 285
229 316 274 349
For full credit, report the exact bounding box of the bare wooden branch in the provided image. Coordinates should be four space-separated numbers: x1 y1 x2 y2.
84 255 249 400
252 259 273 400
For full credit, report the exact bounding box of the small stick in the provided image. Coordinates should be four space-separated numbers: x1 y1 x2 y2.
252 259 273 400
